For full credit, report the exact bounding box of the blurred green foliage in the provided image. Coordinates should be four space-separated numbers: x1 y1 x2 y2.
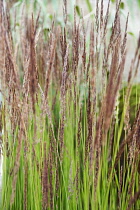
111 0 140 8
119 84 140 124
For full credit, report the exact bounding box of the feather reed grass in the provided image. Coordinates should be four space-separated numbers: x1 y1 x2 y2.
0 1 140 209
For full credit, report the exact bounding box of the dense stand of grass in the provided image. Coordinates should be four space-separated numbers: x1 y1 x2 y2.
0 0 140 209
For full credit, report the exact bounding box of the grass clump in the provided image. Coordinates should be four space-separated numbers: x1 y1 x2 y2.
0 0 140 209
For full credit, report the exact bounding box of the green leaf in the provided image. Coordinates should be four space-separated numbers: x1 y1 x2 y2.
127 31 135 37
75 5 81 17
85 0 92 12
120 2 125 9
111 1 125 9
15 23 20 27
